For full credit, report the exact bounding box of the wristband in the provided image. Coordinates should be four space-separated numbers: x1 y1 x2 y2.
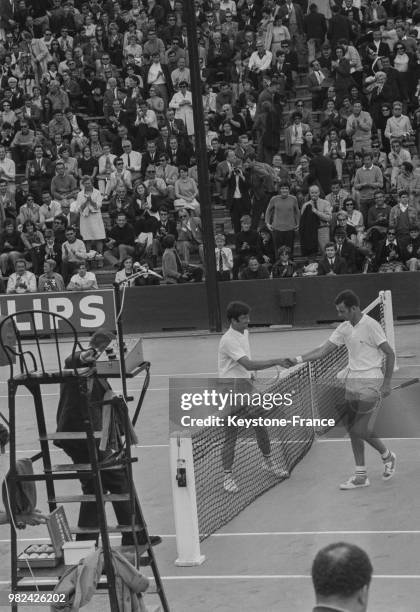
296 355 303 364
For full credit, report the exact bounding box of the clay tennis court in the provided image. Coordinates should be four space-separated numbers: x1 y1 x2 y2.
0 322 419 612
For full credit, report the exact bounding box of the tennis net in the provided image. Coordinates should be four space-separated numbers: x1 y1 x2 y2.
170 291 393 542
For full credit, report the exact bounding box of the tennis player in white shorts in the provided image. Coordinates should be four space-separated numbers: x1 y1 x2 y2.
288 289 396 490
218 301 290 493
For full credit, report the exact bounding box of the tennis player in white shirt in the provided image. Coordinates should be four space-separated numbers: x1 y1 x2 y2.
288 290 396 490
218 301 289 493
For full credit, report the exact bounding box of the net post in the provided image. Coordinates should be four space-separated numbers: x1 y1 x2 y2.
380 290 398 371
170 434 205 566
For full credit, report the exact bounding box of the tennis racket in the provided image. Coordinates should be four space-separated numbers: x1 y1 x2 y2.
391 378 419 392
252 366 282 394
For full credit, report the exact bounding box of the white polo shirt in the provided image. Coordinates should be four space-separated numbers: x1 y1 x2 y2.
218 327 251 379
329 314 386 378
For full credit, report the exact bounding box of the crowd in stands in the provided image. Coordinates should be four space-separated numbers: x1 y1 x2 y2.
1 0 420 294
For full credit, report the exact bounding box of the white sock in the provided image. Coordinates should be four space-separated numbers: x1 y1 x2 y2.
355 466 367 478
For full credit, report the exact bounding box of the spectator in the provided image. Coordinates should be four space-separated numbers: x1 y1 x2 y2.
353 151 384 221
133 261 161 286
17 194 41 229
61 226 87 283
300 184 333 254
176 207 204 266
304 6 327 65
21 220 45 276
366 190 391 245
226 159 252 234
115 257 139 287
10 121 35 171
345 101 373 153
404 225 420 271
239 255 270 280
0 144 15 196
233 214 260 279
359 238 379 274
105 212 136 268
257 226 276 267
323 129 346 181
27 146 53 202
272 245 296 277
265 182 300 257
161 234 202 284
6 259 37 294
388 190 418 246
38 259 65 292
388 140 411 188
396 161 420 199
50 160 78 202
169 81 194 137
376 227 405 272
308 59 329 111
153 206 178 257
75 176 105 255
38 229 62 271
0 178 16 227
215 233 233 281
174 165 199 213
311 542 372 612
317 241 348 275
0 220 23 277
333 209 358 244
343 198 365 244
67 262 98 291
384 101 413 144
309 146 338 198
325 180 350 211
284 112 309 164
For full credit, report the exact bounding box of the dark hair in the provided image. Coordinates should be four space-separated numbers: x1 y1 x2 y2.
312 542 372 598
226 301 250 322
22 220 35 232
163 234 176 248
325 241 336 250
334 290 360 309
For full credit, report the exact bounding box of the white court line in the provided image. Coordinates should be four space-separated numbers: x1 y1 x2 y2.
0 576 419 584
0 388 168 398
11 437 420 454
3 530 420 544
0 372 218 385
7 444 168 453
318 438 420 442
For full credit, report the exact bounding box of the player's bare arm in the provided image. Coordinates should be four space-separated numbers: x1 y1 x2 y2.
379 341 395 396
237 356 291 371
288 341 337 365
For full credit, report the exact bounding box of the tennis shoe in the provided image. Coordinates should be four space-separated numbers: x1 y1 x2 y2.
223 475 239 493
382 452 396 481
262 457 289 478
339 475 370 490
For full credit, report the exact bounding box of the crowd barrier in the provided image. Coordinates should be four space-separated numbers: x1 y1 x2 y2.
1 273 419 334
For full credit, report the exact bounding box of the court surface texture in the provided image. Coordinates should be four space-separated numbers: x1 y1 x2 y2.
0 322 419 612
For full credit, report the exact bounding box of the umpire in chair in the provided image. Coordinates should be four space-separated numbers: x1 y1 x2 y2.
55 329 161 548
